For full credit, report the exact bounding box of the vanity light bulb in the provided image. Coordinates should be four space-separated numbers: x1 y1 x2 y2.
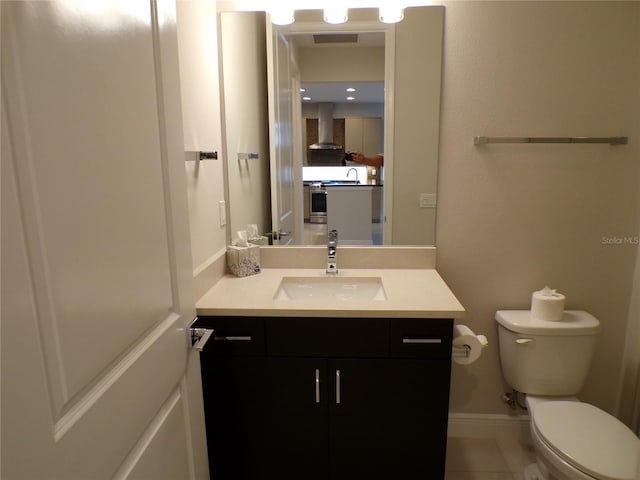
324 7 348 24
379 7 404 24
270 8 294 25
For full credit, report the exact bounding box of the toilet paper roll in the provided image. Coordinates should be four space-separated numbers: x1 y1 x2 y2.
531 286 565 322
452 324 489 365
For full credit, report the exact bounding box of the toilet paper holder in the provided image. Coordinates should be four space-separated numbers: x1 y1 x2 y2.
452 344 472 358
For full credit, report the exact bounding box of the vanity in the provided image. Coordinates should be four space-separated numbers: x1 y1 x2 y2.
194 247 464 480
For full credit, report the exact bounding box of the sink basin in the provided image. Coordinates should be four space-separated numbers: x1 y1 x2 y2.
274 276 387 301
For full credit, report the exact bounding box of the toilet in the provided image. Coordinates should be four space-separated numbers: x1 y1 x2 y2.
496 310 640 480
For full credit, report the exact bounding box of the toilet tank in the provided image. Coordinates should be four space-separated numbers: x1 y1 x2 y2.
495 311 600 396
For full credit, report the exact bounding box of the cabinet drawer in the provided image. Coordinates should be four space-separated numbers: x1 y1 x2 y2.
267 317 389 358
389 318 453 359
194 316 265 356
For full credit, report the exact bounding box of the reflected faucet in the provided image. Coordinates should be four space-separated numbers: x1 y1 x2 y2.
327 229 338 274
346 167 359 184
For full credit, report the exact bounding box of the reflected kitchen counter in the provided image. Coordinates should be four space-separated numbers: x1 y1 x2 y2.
303 180 383 187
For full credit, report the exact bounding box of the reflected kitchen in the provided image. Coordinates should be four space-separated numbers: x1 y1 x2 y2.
304 101 384 245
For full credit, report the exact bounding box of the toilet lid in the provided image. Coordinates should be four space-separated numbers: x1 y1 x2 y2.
533 401 640 480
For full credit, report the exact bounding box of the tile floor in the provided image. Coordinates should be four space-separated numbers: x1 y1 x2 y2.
445 436 537 480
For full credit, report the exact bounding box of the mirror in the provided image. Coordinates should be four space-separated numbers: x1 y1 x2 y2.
218 6 443 246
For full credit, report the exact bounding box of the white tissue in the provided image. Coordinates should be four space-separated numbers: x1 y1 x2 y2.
236 230 249 247
246 224 268 245
452 324 488 365
531 286 565 322
247 224 259 238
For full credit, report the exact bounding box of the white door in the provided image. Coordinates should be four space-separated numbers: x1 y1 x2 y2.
266 22 296 245
1 2 208 479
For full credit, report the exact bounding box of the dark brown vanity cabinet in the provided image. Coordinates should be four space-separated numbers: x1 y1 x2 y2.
194 316 453 480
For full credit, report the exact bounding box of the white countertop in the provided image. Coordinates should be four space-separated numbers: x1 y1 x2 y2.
196 268 465 319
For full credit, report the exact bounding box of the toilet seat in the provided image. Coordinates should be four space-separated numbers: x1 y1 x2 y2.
532 401 640 480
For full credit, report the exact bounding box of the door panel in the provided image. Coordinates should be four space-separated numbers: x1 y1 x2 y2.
5 0 174 412
114 390 191 480
1 2 207 478
266 23 295 244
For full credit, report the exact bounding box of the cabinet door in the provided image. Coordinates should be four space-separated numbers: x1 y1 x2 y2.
263 358 329 480
362 118 383 155
200 356 270 479
201 355 329 480
345 118 364 152
328 358 451 479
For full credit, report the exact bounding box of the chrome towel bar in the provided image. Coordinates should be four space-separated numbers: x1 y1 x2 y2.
474 136 628 146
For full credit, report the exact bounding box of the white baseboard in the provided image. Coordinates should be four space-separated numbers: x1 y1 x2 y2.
448 413 531 441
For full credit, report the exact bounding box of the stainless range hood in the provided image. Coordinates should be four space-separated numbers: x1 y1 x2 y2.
308 103 345 165
309 103 341 150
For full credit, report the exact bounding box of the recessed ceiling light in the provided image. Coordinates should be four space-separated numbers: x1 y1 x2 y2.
303 96 312 101
300 88 306 92
347 96 355 101
346 87 355 92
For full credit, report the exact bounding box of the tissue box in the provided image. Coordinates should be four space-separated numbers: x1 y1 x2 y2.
226 244 261 277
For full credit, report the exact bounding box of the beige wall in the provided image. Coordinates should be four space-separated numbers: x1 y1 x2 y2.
437 1 640 415
392 6 443 245
177 2 228 271
220 12 272 239
299 46 385 82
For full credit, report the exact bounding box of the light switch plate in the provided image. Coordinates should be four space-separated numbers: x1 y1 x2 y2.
419 193 437 208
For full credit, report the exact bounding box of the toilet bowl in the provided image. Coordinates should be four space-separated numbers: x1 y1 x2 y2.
526 396 640 480
495 310 640 480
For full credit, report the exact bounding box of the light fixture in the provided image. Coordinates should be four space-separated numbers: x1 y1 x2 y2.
347 96 355 101
379 6 404 24
300 88 306 92
346 87 355 92
324 6 348 24
303 96 312 101
270 7 294 26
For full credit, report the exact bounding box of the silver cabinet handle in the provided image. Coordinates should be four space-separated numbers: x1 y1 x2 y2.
402 338 442 344
214 335 252 341
315 369 320 404
336 369 341 404
189 328 214 351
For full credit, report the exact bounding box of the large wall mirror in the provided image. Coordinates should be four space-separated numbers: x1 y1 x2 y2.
218 6 443 246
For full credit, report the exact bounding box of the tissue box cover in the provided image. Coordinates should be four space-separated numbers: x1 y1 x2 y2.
226 244 261 277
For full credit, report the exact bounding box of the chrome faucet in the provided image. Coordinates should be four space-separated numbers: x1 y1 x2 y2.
326 229 338 274
346 167 359 184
